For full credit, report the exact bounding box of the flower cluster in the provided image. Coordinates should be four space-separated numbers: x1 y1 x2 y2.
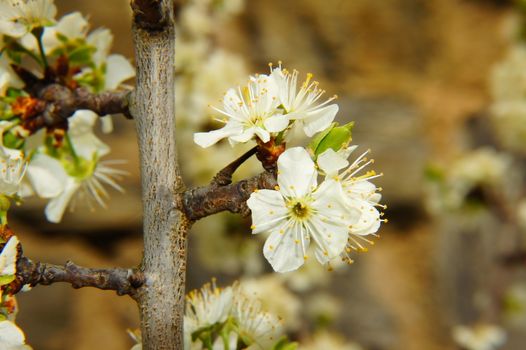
247 146 384 272
131 280 288 350
0 0 133 223
0 234 31 349
194 63 384 273
194 62 338 148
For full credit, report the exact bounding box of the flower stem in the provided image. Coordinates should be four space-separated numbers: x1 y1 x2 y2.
31 27 49 69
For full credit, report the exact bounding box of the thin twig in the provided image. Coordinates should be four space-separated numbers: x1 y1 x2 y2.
211 146 258 186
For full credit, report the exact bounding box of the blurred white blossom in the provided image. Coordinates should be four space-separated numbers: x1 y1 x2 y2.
452 324 506 350
490 44 526 152
26 111 126 223
300 330 362 350
0 320 31 350
239 276 301 331
0 236 18 279
426 148 513 212
0 0 56 38
232 293 283 350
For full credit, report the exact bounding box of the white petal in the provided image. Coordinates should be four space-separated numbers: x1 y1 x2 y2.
0 321 27 347
0 20 26 38
263 222 307 273
70 133 110 159
0 236 19 276
349 201 381 236
26 154 68 198
100 117 113 134
252 127 270 143
68 110 110 157
247 190 288 234
229 127 257 144
45 179 80 223
194 124 243 148
310 180 350 262
317 148 349 177
104 54 135 90
302 104 339 137
263 114 289 133
87 28 113 66
68 110 98 135
277 147 317 198
42 12 88 52
337 145 358 160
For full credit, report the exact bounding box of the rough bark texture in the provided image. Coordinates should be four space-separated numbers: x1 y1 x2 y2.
131 1 189 349
15 257 144 298
183 171 277 221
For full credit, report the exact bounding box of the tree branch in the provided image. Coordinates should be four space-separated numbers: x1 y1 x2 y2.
211 146 258 186
21 85 132 133
183 171 277 221
15 257 144 298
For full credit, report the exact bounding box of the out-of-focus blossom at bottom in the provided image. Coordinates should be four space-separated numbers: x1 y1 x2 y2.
300 330 363 350
0 320 32 350
452 324 506 350
239 275 301 331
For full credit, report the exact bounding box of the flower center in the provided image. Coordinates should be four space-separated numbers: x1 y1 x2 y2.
289 200 311 220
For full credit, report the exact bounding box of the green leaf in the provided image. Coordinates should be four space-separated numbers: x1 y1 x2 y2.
3 132 25 150
0 274 15 286
271 337 298 350
56 32 69 44
424 164 444 182
68 45 95 65
308 121 354 158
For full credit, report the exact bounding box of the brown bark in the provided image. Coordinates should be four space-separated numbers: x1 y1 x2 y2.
183 171 277 221
15 257 144 298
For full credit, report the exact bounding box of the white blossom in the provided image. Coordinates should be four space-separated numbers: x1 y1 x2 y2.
84 28 134 133
0 320 31 350
452 324 506 350
232 293 283 350
25 111 125 223
42 11 88 53
0 151 26 197
0 0 56 38
317 147 384 262
300 330 363 350
270 63 338 137
0 57 23 96
239 276 301 331
184 280 234 336
0 236 18 278
194 74 287 147
247 147 352 272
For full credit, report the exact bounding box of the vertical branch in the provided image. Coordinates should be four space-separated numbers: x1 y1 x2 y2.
131 1 189 349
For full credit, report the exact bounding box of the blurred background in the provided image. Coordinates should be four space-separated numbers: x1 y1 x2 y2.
10 0 526 349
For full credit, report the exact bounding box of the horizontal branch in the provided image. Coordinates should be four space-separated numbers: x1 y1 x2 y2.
182 171 277 221
15 257 144 298
21 84 132 132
